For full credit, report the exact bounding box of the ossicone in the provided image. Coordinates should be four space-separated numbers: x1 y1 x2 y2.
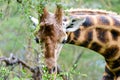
55 4 63 25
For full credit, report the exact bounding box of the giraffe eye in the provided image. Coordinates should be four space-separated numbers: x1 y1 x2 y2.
63 18 67 21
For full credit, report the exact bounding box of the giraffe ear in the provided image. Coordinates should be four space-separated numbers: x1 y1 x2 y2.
66 18 86 32
29 16 39 27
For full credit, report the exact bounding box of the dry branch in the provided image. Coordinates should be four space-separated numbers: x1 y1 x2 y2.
72 50 84 70
0 54 42 80
0 54 68 80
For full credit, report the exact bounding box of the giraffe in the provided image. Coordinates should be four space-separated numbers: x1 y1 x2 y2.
32 5 68 80
30 6 120 80
64 9 120 80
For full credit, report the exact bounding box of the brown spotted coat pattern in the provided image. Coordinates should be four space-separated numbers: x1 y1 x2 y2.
66 9 120 80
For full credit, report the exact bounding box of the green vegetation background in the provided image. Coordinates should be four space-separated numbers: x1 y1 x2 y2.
0 0 120 80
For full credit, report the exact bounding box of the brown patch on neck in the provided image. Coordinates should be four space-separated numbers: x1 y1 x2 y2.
98 15 110 25
89 42 102 52
79 29 93 47
96 28 109 43
102 45 119 59
111 30 120 41
73 28 81 41
82 16 94 27
106 57 120 70
112 17 120 27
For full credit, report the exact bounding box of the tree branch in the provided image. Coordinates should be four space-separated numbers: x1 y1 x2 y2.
0 54 42 80
72 50 84 70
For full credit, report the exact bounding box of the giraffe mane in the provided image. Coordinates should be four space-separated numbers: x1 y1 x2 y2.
65 8 118 16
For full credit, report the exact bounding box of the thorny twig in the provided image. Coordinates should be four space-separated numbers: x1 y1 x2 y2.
72 50 84 70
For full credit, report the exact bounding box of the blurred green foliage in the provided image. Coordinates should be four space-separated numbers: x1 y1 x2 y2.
0 0 120 80
0 66 10 80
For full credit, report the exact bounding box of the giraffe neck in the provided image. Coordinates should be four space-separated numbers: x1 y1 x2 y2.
66 14 120 61
64 9 120 78
66 14 120 72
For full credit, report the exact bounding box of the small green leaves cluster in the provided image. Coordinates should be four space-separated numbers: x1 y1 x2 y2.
33 25 40 36
0 12 3 18
58 64 88 80
0 66 10 80
37 0 47 15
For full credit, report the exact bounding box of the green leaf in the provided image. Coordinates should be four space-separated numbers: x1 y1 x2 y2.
0 12 3 18
81 74 88 77
13 77 20 80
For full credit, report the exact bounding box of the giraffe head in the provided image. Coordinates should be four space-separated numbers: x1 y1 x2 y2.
30 5 85 73
37 5 65 72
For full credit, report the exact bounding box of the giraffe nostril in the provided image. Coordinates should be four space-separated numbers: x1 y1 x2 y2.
48 67 56 74
53 67 56 72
